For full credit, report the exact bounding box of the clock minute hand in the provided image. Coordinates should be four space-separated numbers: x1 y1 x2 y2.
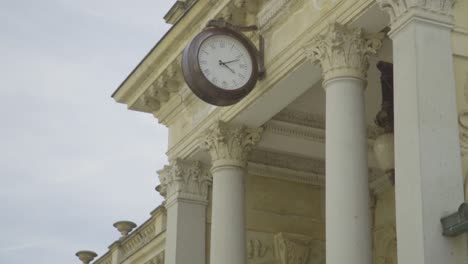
222 59 240 64
219 60 236 74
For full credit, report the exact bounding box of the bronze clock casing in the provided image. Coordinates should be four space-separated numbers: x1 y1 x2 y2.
182 27 259 106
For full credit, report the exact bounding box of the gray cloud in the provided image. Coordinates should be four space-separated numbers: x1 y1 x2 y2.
0 1 174 263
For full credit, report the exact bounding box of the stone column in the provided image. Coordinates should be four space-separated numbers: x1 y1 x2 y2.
157 159 211 264
305 23 383 264
375 1 467 263
200 121 263 264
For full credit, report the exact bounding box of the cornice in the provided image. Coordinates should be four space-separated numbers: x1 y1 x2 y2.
257 0 305 33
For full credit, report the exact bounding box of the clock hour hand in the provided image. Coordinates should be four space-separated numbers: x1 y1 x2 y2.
219 60 236 74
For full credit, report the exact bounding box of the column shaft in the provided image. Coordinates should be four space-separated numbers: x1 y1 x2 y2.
391 18 466 264
305 22 383 264
165 200 207 264
201 121 263 264
157 159 211 264
210 165 246 264
325 77 371 264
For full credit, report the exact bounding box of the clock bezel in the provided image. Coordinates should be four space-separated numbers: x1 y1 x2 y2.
182 27 259 106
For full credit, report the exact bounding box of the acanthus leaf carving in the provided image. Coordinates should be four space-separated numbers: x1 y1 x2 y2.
156 159 212 205
200 121 263 168
305 22 384 82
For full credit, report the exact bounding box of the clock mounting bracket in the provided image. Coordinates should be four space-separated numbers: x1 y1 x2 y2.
206 18 266 80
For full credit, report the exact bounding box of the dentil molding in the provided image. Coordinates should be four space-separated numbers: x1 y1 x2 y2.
156 159 212 205
304 22 384 82
200 121 264 168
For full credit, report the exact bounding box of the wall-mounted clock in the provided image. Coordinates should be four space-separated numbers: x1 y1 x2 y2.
182 20 264 106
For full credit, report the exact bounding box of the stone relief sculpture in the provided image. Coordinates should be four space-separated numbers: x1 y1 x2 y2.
374 225 397 264
274 233 325 264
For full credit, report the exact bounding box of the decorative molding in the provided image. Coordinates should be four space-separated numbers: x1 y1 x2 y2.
464 72 468 107
257 0 292 32
121 222 157 258
136 58 184 116
458 111 468 156
270 110 382 141
249 149 389 194
144 251 165 264
200 121 263 168
250 149 325 174
156 159 211 205
164 0 197 25
376 0 454 31
373 225 397 264
93 254 112 264
304 22 384 82
265 120 325 143
247 231 276 264
248 162 325 186
274 233 325 264
273 110 325 129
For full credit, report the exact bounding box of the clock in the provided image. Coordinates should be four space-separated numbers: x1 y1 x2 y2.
182 26 260 106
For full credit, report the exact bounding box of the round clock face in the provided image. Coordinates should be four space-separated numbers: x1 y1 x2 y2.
182 27 259 106
197 35 253 90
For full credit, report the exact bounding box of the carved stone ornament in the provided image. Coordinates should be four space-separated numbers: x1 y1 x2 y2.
374 225 397 264
376 0 454 27
304 23 384 82
274 233 325 264
156 159 212 205
200 121 263 168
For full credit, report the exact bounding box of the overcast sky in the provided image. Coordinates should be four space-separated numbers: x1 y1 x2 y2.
0 1 174 263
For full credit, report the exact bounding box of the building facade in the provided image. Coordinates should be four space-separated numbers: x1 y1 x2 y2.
81 1 468 264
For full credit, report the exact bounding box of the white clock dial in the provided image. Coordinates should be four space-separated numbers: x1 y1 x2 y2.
198 34 253 90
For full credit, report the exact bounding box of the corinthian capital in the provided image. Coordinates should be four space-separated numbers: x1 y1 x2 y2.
305 23 384 82
377 0 454 28
156 159 211 205
200 121 263 168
